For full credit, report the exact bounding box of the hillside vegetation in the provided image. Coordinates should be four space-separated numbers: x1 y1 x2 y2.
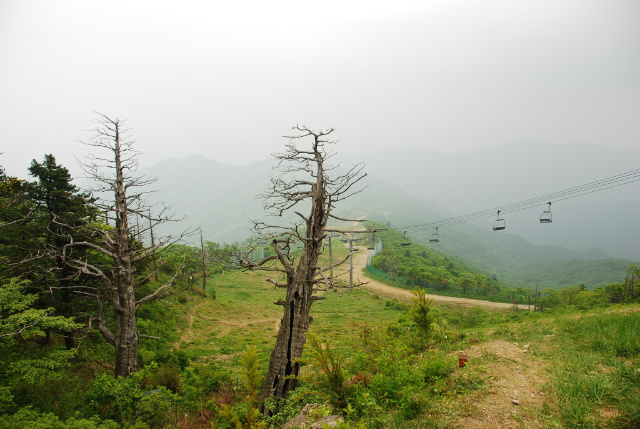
2 220 638 428
141 155 636 290
2 145 639 429
4 262 639 429
362 226 639 308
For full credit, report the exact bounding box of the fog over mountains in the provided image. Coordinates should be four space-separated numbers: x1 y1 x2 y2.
141 140 639 288
339 140 640 260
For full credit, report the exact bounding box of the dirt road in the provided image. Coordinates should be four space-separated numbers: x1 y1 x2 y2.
342 246 514 310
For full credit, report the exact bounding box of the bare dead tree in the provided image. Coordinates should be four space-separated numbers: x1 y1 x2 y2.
240 126 373 412
62 113 189 378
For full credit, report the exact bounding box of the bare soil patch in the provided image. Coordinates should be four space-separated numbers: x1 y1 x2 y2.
451 340 550 429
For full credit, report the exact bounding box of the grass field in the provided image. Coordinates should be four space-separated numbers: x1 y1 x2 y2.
170 260 640 428
174 267 407 367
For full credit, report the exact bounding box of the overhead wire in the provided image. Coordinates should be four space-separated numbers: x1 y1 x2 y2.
402 168 640 232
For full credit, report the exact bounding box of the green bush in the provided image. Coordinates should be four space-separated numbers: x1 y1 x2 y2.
298 334 353 413
0 408 117 429
421 353 454 383
409 287 434 339
87 365 177 428
146 363 182 393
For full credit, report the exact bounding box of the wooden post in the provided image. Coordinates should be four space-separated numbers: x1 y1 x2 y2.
200 230 210 297
149 210 158 282
349 237 353 290
329 235 334 287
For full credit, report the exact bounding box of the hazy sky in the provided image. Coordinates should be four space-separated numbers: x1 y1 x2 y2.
1 0 638 178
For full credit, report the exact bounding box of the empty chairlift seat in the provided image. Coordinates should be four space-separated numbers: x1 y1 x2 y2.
540 202 552 223
429 227 440 243
493 210 506 231
401 231 412 246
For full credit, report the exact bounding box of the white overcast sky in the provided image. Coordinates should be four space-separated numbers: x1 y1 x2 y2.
1 0 638 178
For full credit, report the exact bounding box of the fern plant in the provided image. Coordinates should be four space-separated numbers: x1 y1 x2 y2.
297 333 353 412
216 345 266 429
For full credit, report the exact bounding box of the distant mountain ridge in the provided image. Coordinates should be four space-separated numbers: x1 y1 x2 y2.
140 141 637 289
339 140 640 260
147 155 274 243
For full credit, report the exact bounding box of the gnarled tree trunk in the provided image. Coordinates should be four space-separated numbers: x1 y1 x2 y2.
248 126 367 413
262 278 314 401
114 288 138 377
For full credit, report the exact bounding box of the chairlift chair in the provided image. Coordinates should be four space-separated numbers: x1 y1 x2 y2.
429 227 440 243
493 210 506 231
540 202 552 223
401 231 412 246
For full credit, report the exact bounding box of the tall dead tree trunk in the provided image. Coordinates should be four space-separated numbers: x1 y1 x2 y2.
243 126 370 412
63 113 187 378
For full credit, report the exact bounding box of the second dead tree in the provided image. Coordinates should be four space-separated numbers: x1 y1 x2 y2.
242 126 371 413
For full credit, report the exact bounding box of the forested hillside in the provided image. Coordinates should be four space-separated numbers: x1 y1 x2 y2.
141 155 636 290
363 226 637 305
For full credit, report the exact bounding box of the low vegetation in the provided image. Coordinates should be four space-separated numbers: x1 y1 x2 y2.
2 148 638 428
2 253 638 428
366 226 640 310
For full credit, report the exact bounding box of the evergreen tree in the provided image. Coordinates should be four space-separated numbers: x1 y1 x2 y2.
27 154 96 348
0 163 35 279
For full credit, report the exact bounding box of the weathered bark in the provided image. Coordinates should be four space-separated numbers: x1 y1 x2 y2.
263 231 325 403
110 122 140 377
254 126 368 413
114 287 138 377
263 279 313 401
57 247 77 349
62 114 187 378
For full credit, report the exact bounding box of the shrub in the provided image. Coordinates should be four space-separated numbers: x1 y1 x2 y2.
193 287 207 298
214 346 266 429
86 365 177 428
298 334 353 413
409 287 434 339
146 363 182 393
0 407 118 429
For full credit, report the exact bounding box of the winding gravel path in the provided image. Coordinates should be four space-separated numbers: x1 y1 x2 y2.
346 246 514 310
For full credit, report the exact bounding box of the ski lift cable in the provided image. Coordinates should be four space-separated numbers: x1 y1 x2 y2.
406 170 640 229
401 168 640 232
407 175 640 232
406 174 640 231
404 169 640 228
444 170 640 223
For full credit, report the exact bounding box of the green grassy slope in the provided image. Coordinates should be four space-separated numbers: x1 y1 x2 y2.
142 156 635 290
335 178 634 289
